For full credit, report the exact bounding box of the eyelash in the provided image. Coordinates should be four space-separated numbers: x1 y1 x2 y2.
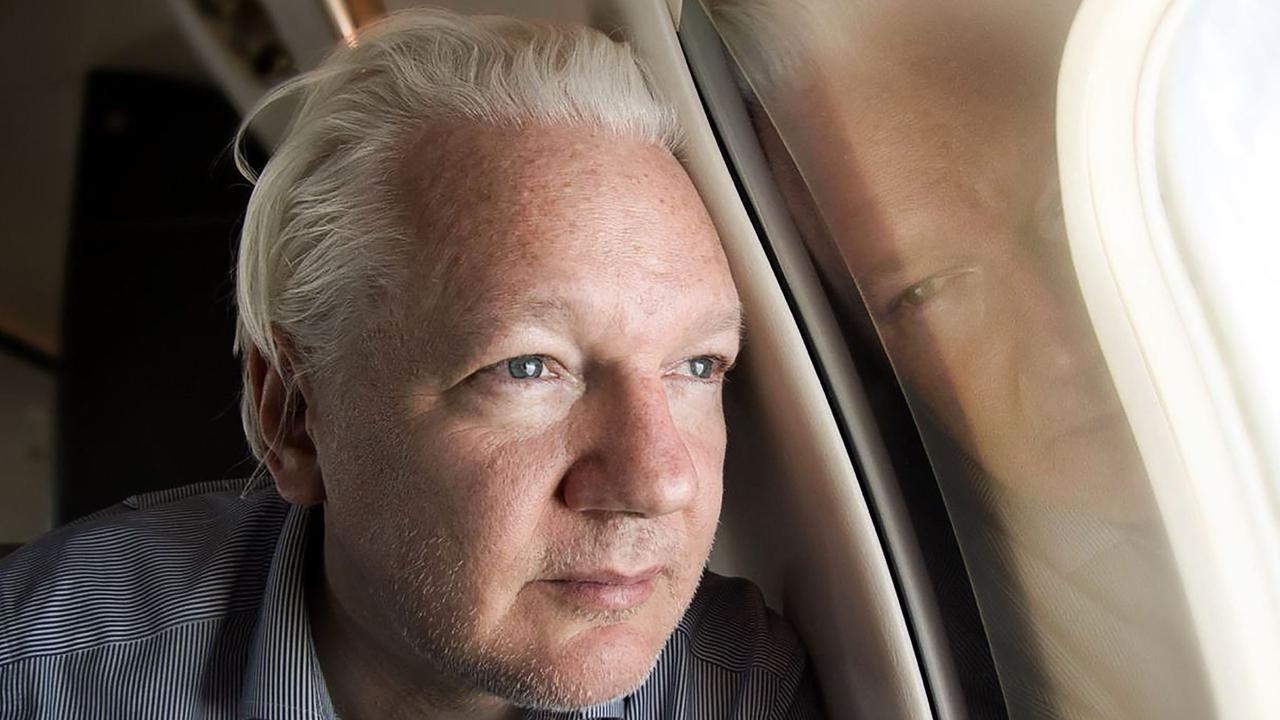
679 354 735 383
477 354 736 385
886 269 977 316
479 355 562 384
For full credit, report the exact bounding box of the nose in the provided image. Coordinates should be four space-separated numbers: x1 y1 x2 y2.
561 376 699 518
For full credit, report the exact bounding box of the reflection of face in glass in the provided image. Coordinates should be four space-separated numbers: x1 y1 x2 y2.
751 8 1151 519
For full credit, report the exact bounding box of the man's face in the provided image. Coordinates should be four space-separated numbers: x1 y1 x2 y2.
760 8 1149 515
310 123 741 709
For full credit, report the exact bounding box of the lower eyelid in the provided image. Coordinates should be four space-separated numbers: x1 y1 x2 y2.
672 358 731 382
890 269 979 312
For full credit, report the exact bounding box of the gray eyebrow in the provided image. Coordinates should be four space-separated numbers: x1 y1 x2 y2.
432 293 574 366
697 302 747 348
427 292 744 381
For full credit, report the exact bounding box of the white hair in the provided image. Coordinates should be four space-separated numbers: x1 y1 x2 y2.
705 0 868 97
234 8 681 462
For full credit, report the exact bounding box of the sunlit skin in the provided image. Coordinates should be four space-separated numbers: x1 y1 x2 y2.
753 5 1153 519
250 123 742 719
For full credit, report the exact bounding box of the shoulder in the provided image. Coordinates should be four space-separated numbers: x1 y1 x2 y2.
0 477 289 669
675 573 803 677
648 572 824 718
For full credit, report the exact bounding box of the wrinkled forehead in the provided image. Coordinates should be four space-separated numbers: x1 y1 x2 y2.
752 7 1071 270
829 10 1062 152
384 120 738 346
410 123 723 276
790 10 1065 174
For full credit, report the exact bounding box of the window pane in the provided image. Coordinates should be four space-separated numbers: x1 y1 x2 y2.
703 0 1215 717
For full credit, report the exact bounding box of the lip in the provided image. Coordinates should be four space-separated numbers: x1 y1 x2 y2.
539 566 661 611
551 566 662 584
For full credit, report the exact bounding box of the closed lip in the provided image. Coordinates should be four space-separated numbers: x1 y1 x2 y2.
546 565 663 585
539 566 662 611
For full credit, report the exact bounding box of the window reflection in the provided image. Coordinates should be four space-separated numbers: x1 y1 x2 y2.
705 0 1214 716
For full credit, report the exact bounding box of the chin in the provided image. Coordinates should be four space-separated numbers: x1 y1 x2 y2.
483 626 665 712
492 569 701 709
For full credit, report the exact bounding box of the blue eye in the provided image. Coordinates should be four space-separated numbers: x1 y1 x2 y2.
506 356 545 379
688 357 715 379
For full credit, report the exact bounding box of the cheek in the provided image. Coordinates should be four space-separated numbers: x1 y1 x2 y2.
882 329 970 427
892 304 1023 411
879 329 1012 467
671 390 728 480
412 420 574 568
676 401 728 541
668 383 728 438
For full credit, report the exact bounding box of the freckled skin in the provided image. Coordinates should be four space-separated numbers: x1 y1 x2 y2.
300 124 741 719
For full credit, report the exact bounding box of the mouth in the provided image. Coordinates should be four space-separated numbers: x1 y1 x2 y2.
538 566 662 612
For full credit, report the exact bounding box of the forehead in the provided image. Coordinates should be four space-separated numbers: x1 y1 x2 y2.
404 124 714 257
392 121 737 342
777 15 1063 266
834 19 1056 176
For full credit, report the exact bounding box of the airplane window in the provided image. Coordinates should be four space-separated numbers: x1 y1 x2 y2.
701 0 1217 717
1154 0 1280 491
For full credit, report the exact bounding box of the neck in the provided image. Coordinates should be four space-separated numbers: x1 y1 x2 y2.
304 521 521 720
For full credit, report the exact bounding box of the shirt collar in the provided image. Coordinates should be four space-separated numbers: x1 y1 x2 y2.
236 497 628 720
919 414 1159 572
239 500 337 720
523 698 627 719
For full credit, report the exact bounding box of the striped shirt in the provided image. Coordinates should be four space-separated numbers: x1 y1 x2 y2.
0 478 821 719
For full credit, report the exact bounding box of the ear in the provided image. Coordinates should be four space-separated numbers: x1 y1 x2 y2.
247 345 326 506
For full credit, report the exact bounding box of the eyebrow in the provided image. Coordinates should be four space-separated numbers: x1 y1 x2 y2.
434 295 745 374
435 293 575 367
687 302 747 348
